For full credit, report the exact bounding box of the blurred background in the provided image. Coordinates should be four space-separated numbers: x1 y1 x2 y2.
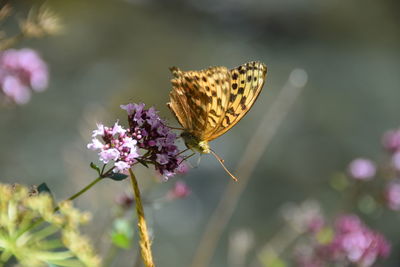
1 0 400 266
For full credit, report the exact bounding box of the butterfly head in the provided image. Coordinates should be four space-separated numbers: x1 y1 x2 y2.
180 131 210 154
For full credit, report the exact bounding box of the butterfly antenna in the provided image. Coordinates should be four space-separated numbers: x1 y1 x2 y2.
210 149 238 182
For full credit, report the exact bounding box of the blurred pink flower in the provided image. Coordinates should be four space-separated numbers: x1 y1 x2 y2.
0 48 48 104
167 181 191 199
348 158 376 180
176 160 190 175
382 129 400 153
391 151 400 171
385 181 400 211
296 214 390 267
115 192 134 208
335 214 362 233
307 216 325 233
327 214 390 267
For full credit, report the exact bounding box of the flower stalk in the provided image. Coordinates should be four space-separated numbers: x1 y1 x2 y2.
54 176 103 212
129 168 155 267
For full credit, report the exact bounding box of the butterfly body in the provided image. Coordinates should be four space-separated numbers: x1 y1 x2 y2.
180 131 211 154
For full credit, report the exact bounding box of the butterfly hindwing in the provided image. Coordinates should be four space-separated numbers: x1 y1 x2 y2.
169 67 214 136
168 68 193 130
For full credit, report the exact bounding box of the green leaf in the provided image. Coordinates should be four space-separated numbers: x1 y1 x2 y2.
111 232 131 249
111 218 134 249
136 158 149 168
90 162 101 174
107 173 128 181
37 183 52 195
258 249 286 267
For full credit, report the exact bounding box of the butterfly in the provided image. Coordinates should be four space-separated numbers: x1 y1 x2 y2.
167 61 267 181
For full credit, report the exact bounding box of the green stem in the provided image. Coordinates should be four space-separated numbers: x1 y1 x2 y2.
54 176 103 212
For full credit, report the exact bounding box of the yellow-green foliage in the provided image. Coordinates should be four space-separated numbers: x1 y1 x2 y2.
0 183 101 267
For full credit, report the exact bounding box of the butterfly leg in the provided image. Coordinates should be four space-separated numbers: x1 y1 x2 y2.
180 152 196 163
166 125 185 130
176 148 190 156
195 154 202 168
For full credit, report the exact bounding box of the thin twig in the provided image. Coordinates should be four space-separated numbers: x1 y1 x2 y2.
0 33 24 51
190 69 308 267
128 168 155 267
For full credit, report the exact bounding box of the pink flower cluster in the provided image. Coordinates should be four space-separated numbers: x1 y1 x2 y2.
0 48 48 104
87 122 139 173
326 215 390 267
88 103 188 179
121 103 183 178
296 215 390 267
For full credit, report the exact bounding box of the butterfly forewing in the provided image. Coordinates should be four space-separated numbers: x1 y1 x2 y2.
168 61 267 142
205 61 267 141
201 67 230 138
